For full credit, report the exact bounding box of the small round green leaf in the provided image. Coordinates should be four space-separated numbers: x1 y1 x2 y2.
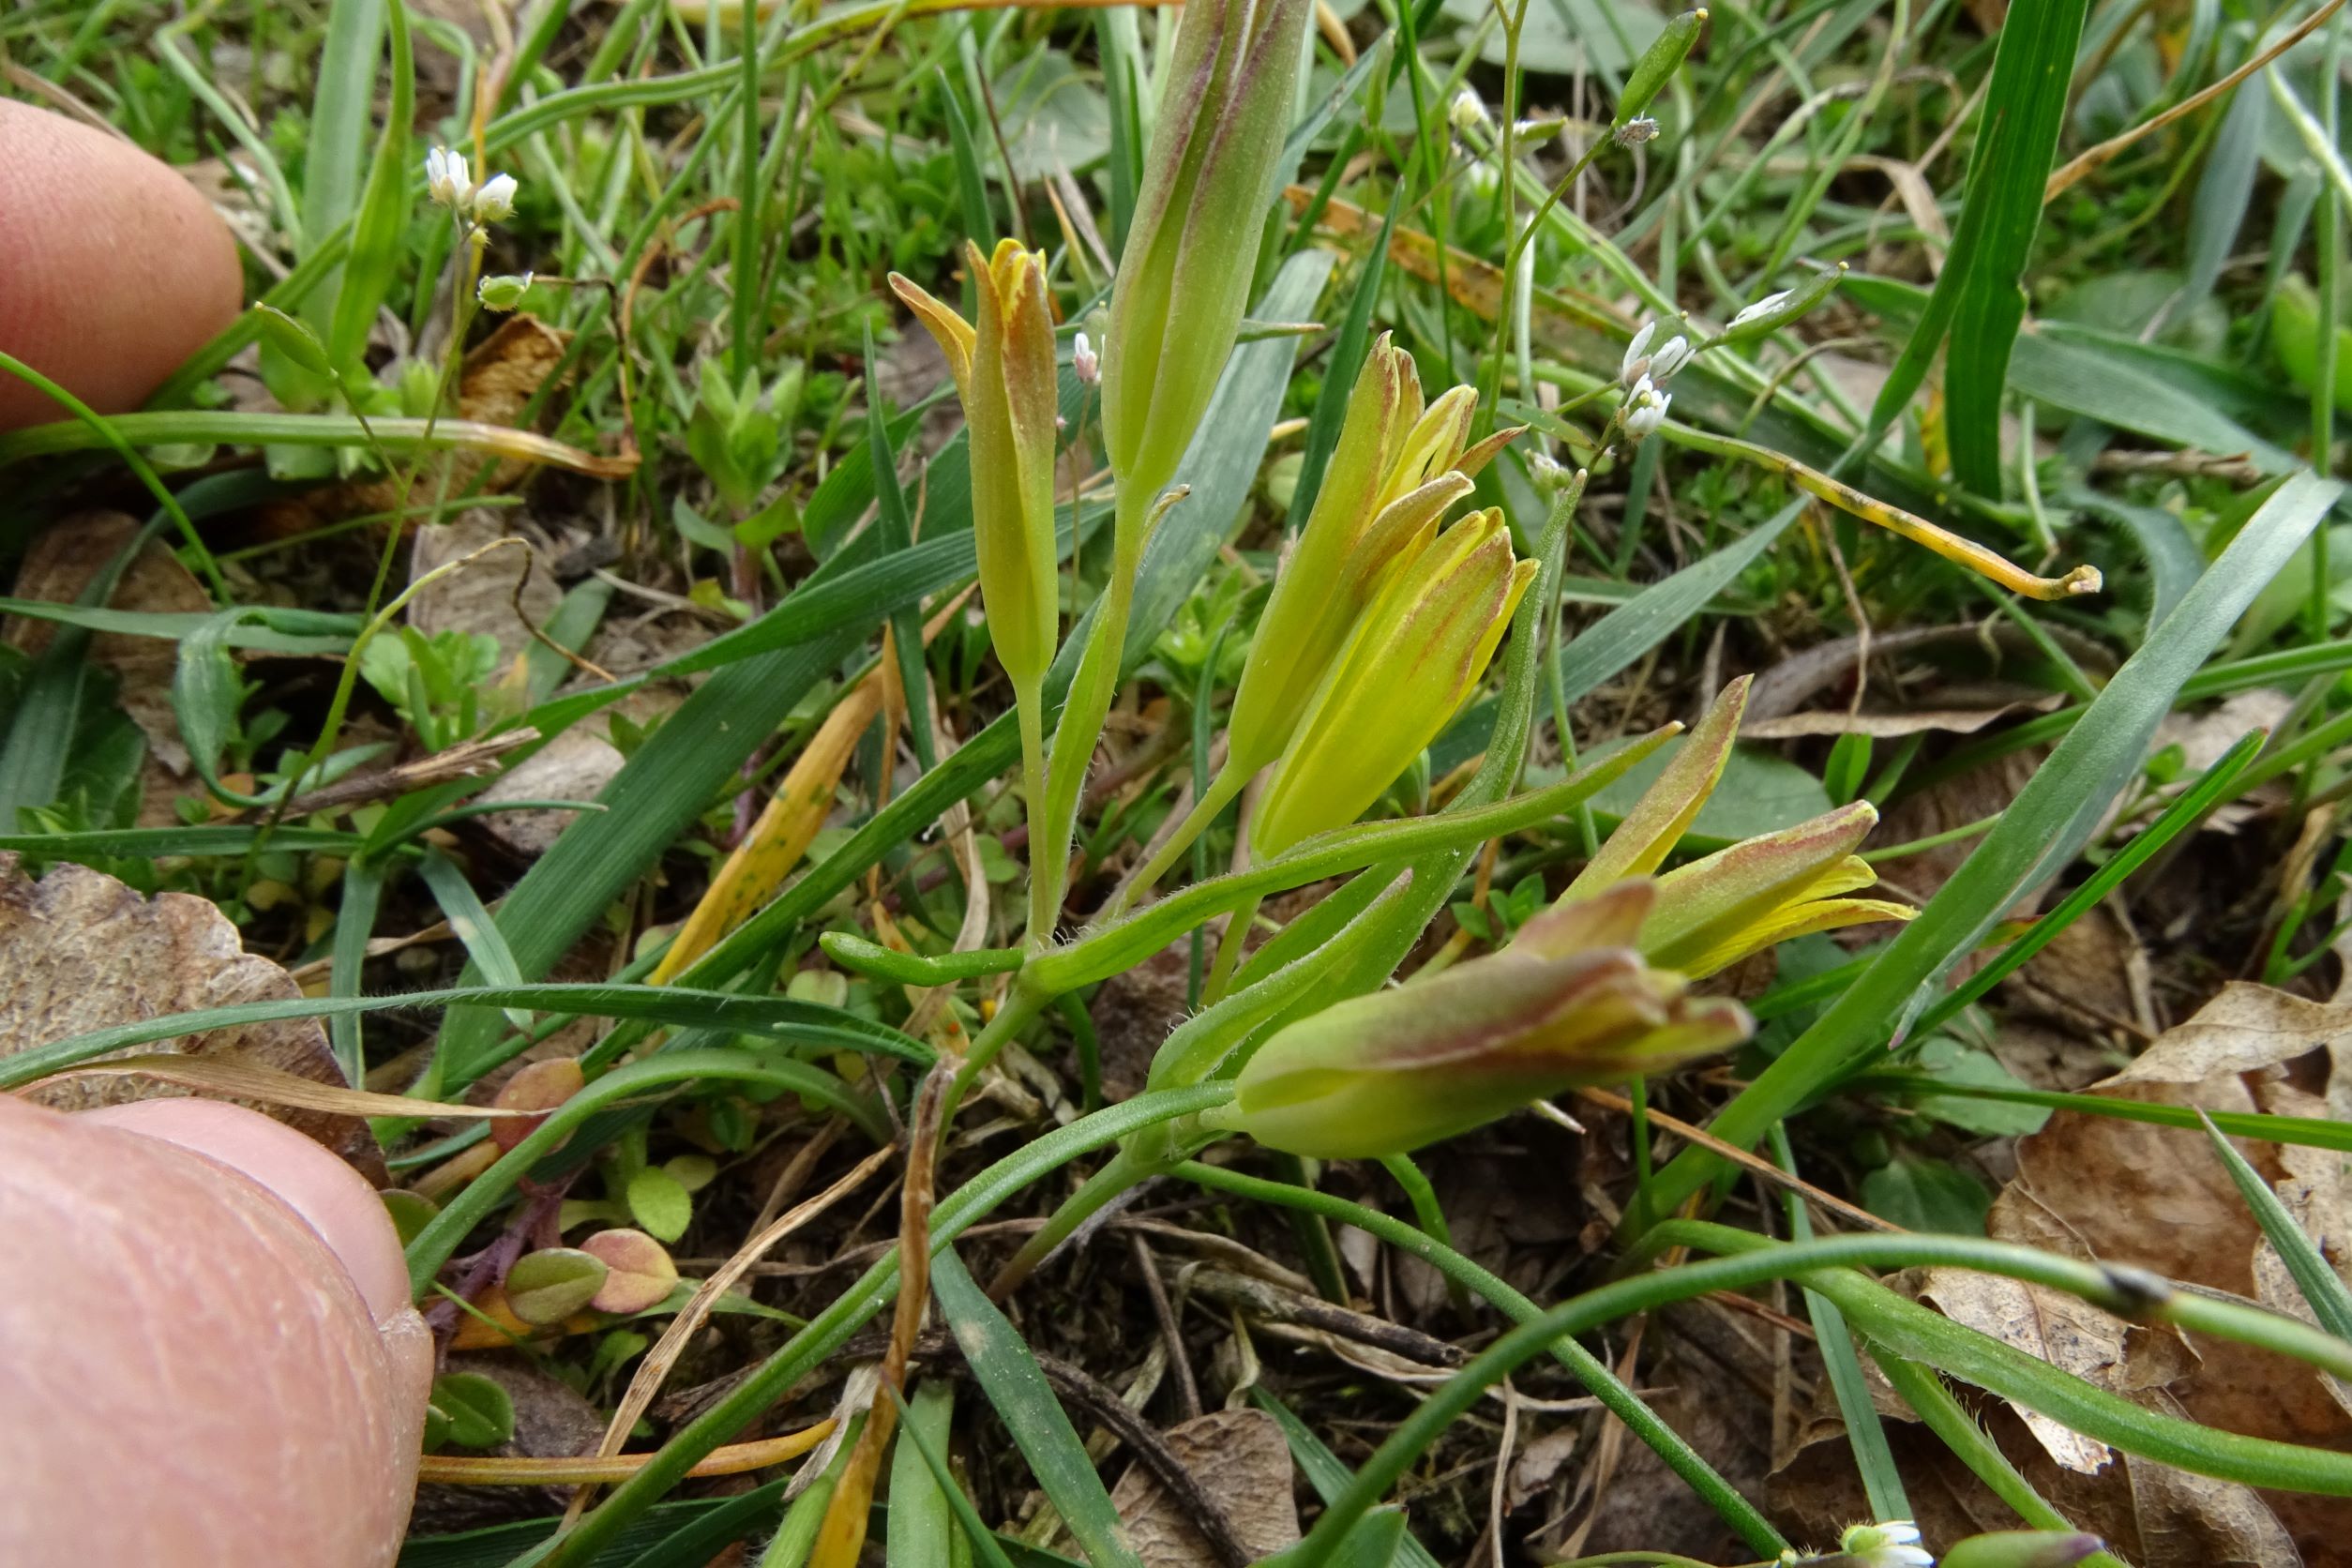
580 1228 681 1315
505 1247 610 1326
429 1371 515 1450
625 1166 693 1243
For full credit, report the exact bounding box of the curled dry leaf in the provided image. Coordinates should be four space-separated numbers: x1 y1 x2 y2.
1108 1409 1301 1568
0 855 381 1179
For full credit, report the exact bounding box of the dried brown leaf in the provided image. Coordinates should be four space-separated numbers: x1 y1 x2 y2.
1108 1409 1300 1568
0 855 381 1177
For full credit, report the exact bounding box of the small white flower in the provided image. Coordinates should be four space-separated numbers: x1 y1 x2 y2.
469 172 519 224
1623 374 1670 440
1073 330 1100 384
425 145 470 212
1621 320 1657 386
1840 1520 1933 1568
1450 88 1492 135
1647 333 1692 382
1614 114 1659 146
1730 289 1793 330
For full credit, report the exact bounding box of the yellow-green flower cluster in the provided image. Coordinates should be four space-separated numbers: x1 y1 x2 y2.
1221 676 1915 1158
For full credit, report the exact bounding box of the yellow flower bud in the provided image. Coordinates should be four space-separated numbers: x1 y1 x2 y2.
1225 882 1750 1158
1250 507 1537 858
1226 339 1520 779
887 240 1060 701
1102 0 1313 511
1557 676 1912 978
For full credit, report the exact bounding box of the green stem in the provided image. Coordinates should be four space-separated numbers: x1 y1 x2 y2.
988 1143 1155 1298
1018 676 1050 923
1107 761 1247 920
1276 1224 2352 1568
1200 890 1259 1003
1871 1354 2126 1568
1033 493 1150 947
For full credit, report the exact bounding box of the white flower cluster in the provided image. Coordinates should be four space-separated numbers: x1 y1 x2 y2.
425 146 519 228
1619 318 1691 440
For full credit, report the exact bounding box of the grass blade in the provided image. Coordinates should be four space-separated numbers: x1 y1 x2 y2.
888 1384 1020 1568
1286 204 1395 535
1253 1390 1443 1568
928 1250 1145 1568
2199 1108 2352 1342
1862 0 2092 492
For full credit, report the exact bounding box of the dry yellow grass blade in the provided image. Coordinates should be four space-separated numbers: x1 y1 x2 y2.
415 1420 833 1485
1288 188 2100 602
652 593 971 983
651 680 882 984
23 1055 520 1120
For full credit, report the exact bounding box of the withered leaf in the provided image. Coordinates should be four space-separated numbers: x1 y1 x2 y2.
1108 1409 1299 1568
0 855 380 1179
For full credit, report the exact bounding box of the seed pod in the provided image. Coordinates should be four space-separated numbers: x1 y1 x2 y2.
1614 8 1707 128
1719 261 1846 343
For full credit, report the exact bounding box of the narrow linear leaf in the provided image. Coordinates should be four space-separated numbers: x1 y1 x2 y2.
2199 1108 2352 1342
928 1250 1145 1568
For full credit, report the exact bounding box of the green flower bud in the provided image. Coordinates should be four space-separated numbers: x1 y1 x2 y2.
1251 507 1537 857
476 271 535 311
1102 0 1313 511
888 239 1061 701
1226 338 1519 779
1643 800 1910 977
1614 8 1707 128
1224 881 1750 1157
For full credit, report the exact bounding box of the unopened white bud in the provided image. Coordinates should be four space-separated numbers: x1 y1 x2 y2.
1621 321 1657 387
1450 89 1492 135
1073 330 1100 384
425 145 470 212
469 172 519 224
1647 333 1692 382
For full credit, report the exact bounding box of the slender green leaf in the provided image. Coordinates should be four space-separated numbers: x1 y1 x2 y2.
1864 0 2091 491
929 1250 1144 1568
0 983 933 1093
2200 1108 2352 1342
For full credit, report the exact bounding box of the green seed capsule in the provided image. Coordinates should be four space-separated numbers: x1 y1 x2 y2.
1615 8 1706 128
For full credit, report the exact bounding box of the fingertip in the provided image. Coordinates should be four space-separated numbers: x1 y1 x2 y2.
79 1098 411 1326
0 99 243 430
